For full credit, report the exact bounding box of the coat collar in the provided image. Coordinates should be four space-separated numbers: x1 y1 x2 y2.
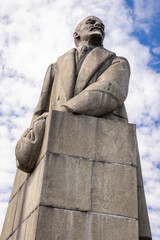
57 48 76 100
57 47 115 99
75 47 115 94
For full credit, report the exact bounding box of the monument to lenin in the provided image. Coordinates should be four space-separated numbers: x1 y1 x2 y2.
1 16 152 240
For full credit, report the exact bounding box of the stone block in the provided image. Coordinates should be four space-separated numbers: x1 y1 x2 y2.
137 154 144 188
138 187 152 239
9 169 28 202
35 207 87 240
13 157 45 231
34 206 138 240
25 208 39 240
40 153 92 211
95 119 138 166
13 182 27 232
88 213 138 240
8 219 27 240
92 162 138 218
8 208 39 240
43 111 138 166
47 111 97 159
1 194 18 240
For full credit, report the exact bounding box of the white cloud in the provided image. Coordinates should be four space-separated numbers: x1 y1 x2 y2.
133 0 160 33
152 47 160 55
134 0 160 20
0 0 160 239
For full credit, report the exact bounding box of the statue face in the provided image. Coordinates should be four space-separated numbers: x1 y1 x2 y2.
75 16 105 46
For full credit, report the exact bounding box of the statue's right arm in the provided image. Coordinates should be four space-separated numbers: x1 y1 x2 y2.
30 63 55 126
15 63 55 172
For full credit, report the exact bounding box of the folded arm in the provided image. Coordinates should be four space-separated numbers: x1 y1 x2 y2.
61 57 130 117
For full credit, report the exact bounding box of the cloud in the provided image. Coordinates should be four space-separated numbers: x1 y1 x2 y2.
134 0 160 20
0 0 160 239
152 47 160 55
133 0 160 33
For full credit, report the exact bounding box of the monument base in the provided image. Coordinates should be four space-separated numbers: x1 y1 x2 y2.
1 110 151 240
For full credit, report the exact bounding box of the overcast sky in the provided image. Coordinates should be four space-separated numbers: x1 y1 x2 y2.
0 0 160 239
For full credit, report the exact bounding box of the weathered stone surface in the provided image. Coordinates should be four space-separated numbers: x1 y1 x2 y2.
36 207 87 240
13 157 45 231
8 219 27 240
35 206 138 240
92 162 138 218
88 213 138 240
25 208 39 240
137 154 144 188
137 155 152 239
47 111 97 160
95 119 138 165
9 169 28 202
138 187 152 239
8 208 38 240
13 184 26 232
43 111 138 166
1 194 18 240
41 153 92 211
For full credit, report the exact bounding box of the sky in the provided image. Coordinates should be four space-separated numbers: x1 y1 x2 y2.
0 0 160 239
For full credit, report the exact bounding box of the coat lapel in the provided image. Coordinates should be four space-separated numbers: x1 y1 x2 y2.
57 48 76 100
75 47 115 95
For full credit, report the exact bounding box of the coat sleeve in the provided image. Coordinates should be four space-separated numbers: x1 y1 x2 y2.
62 57 130 117
30 63 55 126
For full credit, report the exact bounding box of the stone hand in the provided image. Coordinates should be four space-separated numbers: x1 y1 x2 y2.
33 112 49 123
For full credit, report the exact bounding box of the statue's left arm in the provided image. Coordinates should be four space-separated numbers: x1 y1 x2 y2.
61 57 130 117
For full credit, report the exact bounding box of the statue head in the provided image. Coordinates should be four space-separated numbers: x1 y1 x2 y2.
73 16 105 47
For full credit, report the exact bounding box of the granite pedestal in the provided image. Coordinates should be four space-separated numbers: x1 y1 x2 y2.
1 110 151 240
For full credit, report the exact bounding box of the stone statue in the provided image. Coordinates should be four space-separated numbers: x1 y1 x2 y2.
16 16 130 173
0 16 151 240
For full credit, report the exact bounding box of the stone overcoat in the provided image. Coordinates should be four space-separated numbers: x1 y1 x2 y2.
31 47 130 123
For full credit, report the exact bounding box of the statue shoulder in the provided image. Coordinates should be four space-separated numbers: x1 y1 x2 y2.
113 56 129 62
57 48 76 61
102 47 129 64
111 55 130 74
102 47 116 56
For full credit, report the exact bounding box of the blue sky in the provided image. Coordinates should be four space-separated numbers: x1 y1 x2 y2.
128 0 160 73
0 0 160 239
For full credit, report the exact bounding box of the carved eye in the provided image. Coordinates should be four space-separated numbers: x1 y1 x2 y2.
86 19 95 24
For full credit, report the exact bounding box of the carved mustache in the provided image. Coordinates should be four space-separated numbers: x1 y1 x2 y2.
89 26 104 35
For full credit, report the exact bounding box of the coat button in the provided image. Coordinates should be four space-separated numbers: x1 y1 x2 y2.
57 96 60 100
